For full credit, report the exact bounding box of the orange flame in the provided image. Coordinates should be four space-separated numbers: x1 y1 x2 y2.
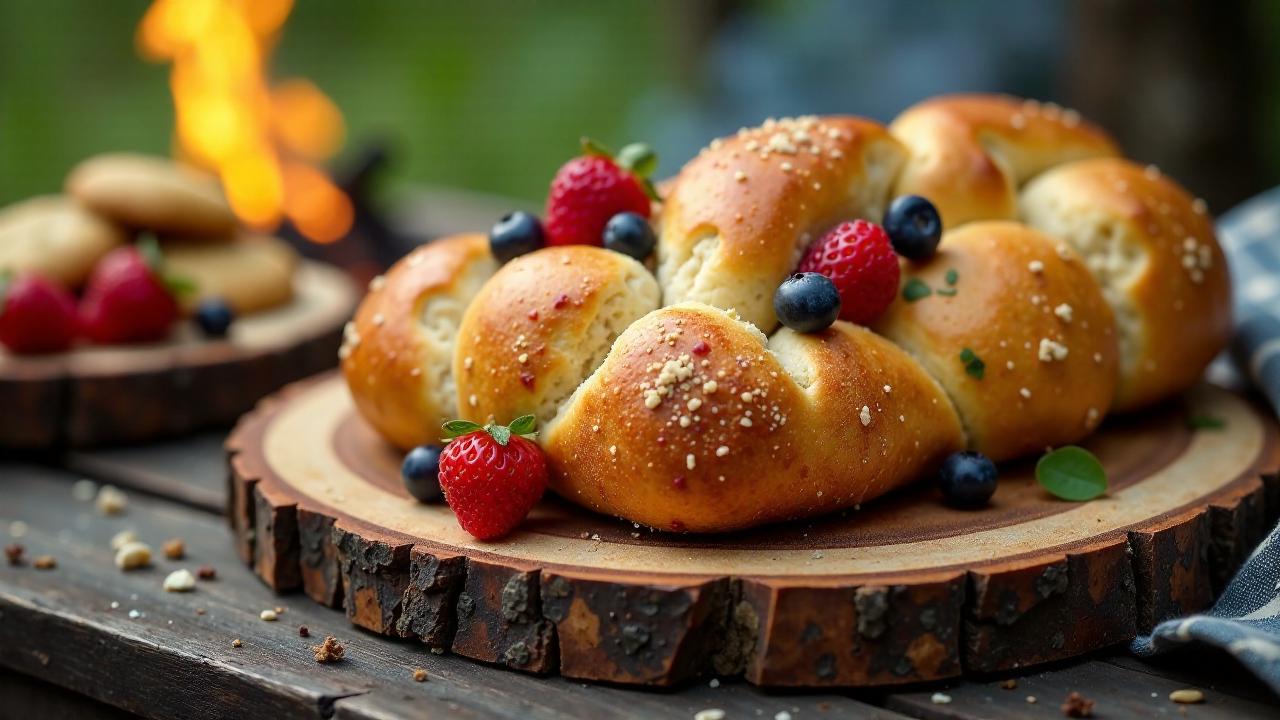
137 0 353 243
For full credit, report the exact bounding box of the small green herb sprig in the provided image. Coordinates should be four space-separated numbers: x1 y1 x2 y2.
1036 445 1108 501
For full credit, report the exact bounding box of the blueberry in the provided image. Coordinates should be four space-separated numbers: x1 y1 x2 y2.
401 445 444 503
489 211 545 263
602 212 656 260
773 272 841 333
937 451 998 509
884 195 942 261
195 298 235 338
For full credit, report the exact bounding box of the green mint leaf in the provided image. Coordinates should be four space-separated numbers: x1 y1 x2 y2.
508 414 537 436
486 423 512 447
137 233 164 272
945 269 958 286
1036 445 1108 501
441 420 483 440
936 287 957 297
1186 415 1226 431
959 347 985 380
902 278 932 302
617 143 658 177
580 137 614 158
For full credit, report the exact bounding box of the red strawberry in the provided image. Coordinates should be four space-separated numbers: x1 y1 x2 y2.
437 415 548 540
544 139 657 247
79 238 187 344
797 220 900 325
0 274 79 354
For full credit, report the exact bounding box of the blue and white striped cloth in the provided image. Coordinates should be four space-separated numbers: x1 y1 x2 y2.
1132 189 1280 695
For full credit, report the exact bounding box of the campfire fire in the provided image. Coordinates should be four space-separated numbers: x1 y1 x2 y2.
137 0 353 243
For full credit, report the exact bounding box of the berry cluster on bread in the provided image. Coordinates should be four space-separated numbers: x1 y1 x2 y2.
342 94 1231 538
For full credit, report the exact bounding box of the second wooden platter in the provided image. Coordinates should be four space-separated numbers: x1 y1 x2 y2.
228 373 1279 689
2 261 356 449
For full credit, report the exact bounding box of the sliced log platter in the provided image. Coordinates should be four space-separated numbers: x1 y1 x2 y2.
228 373 1280 689
2 262 356 449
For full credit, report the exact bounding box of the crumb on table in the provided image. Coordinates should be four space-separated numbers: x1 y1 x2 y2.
32 555 57 570
412 668 428 682
161 538 185 560
312 636 344 663
1061 691 1094 717
4 544 23 566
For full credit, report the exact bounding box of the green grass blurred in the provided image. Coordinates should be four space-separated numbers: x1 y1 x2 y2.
0 0 683 206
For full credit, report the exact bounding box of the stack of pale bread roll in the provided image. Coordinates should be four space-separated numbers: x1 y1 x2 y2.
0 153 297 315
342 94 1231 532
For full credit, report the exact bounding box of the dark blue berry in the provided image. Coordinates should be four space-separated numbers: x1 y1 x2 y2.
195 298 234 338
773 272 841 333
884 195 942 261
937 451 998 508
489 211 545 263
602 212 656 260
402 444 444 502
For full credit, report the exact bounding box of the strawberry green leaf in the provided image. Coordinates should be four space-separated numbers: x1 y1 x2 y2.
1036 446 1107 501
137 233 164 272
486 423 512 446
163 274 198 298
580 137 614 159
507 414 537 436
640 177 661 203
617 143 657 178
441 420 483 440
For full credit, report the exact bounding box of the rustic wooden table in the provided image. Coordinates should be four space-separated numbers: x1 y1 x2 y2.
0 433 1277 719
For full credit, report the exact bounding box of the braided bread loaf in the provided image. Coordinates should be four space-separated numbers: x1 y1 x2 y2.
342 94 1232 532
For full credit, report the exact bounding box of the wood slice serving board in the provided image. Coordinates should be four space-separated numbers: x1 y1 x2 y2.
228 373 1280 689
2 261 356 449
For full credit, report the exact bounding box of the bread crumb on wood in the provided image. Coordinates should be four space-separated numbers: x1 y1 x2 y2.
114 542 152 571
312 636 345 663
96 485 128 515
412 668 428 682
161 538 185 560
4 544 23 566
32 555 57 570
259 609 278 622
196 565 217 580
1001 678 1018 689
109 529 138 551
163 569 196 592
298 625 310 638
231 639 242 648
1169 689 1204 704
1061 691 1094 717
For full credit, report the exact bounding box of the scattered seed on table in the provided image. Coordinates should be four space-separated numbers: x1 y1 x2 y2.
232 639 242 648
298 625 310 638
412 668 428 682
161 539 185 560
1001 679 1018 689
110 530 138 551
260 609 278 622
1062 691 1094 717
4 544 24 565
196 565 216 580
163 569 196 592
96 485 128 515
32 555 56 570
694 710 725 720
115 542 152 570
1169 689 1205 704
931 692 952 705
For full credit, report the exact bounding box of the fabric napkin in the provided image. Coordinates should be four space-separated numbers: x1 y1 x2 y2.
1131 188 1280 695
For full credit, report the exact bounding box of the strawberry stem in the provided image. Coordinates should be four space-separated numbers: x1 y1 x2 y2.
441 414 538 446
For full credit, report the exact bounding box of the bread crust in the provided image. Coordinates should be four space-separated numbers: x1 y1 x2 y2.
544 303 964 532
342 234 497 450
453 245 660 428
890 94 1119 230
1020 158 1231 410
875 221 1119 461
657 116 906 331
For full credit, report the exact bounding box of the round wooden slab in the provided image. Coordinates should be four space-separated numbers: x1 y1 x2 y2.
2 261 356 449
228 373 1280 689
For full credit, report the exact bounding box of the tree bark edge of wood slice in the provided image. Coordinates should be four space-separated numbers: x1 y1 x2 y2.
226 372 1280 689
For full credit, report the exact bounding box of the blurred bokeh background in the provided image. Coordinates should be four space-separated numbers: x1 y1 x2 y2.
2 0 1278 218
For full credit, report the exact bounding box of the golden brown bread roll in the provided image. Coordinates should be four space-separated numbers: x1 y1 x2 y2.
875 221 1119 461
543 303 964 532
890 94 1119 230
342 234 498 450
1020 158 1231 410
66 153 238 236
162 234 299 314
453 245 660 428
657 116 905 331
0 195 125 287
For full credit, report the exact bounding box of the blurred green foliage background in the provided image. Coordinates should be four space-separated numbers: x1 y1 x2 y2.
1 1 1277 213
